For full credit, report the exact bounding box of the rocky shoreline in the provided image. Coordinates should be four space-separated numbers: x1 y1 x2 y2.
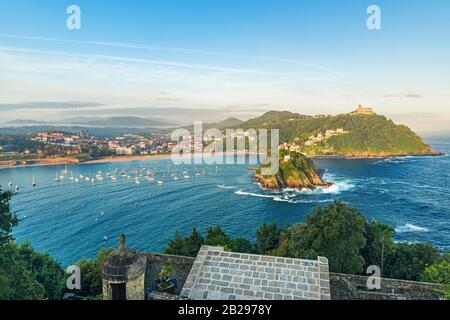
253 172 333 191
308 150 444 159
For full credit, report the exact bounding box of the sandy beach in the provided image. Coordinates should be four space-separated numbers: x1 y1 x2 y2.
0 151 261 170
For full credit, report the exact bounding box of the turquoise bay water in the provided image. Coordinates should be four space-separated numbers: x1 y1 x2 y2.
1 139 449 266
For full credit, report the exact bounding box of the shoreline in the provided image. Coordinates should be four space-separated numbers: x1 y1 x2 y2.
0 150 445 170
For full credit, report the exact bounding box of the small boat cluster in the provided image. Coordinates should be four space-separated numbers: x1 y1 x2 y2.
5 164 219 192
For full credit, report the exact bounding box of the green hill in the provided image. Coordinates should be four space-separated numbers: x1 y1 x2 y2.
236 111 438 157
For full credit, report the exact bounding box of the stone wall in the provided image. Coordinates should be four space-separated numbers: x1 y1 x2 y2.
126 272 146 300
143 253 195 295
330 273 444 300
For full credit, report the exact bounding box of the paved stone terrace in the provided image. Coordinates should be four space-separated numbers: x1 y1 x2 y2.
180 246 331 300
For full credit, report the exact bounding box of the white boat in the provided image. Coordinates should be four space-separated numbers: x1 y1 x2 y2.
135 179 141 185
75 178 79 183
173 176 179 181
32 176 36 187
184 175 190 179
157 181 164 185
91 178 95 184
15 185 19 192
63 164 68 174
8 182 13 187
85 177 90 181
54 173 60 183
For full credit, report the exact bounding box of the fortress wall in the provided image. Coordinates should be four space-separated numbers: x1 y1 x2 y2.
330 273 443 300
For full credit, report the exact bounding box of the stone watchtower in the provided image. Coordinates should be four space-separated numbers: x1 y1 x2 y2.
102 234 147 300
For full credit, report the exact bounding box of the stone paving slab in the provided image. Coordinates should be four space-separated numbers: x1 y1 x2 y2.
180 246 331 300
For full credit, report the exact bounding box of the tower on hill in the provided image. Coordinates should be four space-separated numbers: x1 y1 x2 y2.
350 105 375 115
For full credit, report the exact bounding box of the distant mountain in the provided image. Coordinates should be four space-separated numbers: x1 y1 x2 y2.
235 109 440 157
56 116 173 127
208 117 244 129
5 119 48 125
177 117 244 132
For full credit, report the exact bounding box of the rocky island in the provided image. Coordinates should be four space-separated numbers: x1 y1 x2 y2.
254 150 333 191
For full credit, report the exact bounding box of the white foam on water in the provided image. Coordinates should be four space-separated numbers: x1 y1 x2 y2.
395 223 430 233
235 190 277 199
293 180 354 195
217 184 235 189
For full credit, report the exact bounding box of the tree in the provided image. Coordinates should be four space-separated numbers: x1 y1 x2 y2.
0 190 65 300
361 220 395 275
231 237 254 254
0 243 46 300
419 256 450 299
184 228 204 257
383 243 440 281
0 188 18 246
274 202 368 274
255 221 281 255
163 230 188 256
18 241 65 299
74 248 113 299
204 225 232 248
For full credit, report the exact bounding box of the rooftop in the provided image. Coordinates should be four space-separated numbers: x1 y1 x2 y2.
180 246 331 300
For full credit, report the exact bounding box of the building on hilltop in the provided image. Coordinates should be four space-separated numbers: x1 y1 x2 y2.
350 105 375 115
101 235 444 301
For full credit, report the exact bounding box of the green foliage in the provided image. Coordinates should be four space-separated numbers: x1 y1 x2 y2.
17 241 66 299
230 237 254 254
74 248 114 299
205 225 232 247
159 265 176 278
164 227 255 257
361 221 396 269
0 134 43 153
0 242 65 300
255 222 281 255
0 188 18 246
420 258 450 283
383 243 440 281
164 228 204 257
274 202 368 274
0 188 65 300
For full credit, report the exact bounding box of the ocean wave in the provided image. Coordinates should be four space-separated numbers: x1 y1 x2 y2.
234 189 333 204
294 180 354 195
395 223 430 233
235 190 277 199
217 184 235 189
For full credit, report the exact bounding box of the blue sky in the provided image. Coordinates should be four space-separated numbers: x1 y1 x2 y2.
0 0 449 132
